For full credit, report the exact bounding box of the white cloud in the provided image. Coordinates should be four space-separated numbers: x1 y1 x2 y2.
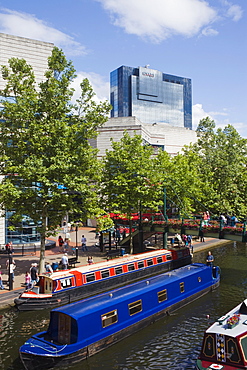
0 8 87 56
96 0 218 42
201 27 219 36
192 103 247 138
226 4 243 21
71 72 110 104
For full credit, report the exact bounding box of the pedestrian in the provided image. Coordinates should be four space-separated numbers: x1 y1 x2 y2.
45 262 53 274
0 265 4 289
24 271 31 290
30 263 39 287
206 251 214 266
58 236 64 252
9 259 16 283
199 228 205 242
231 215 238 227
63 238 69 253
61 253 68 269
115 228 120 243
81 235 87 251
187 234 192 247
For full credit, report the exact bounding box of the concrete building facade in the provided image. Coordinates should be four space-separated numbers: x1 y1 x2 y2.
0 34 54 244
0 33 54 90
91 117 197 159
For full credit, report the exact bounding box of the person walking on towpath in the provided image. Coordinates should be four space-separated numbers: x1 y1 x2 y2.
81 235 88 251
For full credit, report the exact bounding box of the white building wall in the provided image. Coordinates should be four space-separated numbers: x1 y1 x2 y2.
95 117 197 158
0 33 54 89
0 34 54 244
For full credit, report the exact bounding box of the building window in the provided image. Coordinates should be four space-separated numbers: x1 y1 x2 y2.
128 300 142 316
158 289 167 303
102 310 118 328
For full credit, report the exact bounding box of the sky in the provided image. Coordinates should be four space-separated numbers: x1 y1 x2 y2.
0 0 246 136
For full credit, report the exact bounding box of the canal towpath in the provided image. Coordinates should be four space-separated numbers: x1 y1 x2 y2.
0 227 231 309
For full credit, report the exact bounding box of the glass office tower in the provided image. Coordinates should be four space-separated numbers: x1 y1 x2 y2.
110 65 192 129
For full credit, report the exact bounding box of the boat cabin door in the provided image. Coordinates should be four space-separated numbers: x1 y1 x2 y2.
44 277 53 293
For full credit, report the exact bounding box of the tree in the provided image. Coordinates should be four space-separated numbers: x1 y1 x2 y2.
100 132 164 252
0 47 111 272
187 117 247 218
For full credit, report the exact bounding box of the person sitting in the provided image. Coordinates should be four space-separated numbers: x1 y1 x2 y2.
87 256 93 265
45 262 53 274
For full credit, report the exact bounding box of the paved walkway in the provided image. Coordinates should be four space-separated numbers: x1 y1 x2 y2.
0 227 231 309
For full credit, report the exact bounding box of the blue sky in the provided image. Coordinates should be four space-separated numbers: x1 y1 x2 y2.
0 0 246 136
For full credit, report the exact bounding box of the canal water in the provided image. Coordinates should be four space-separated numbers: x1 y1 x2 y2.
1 242 246 370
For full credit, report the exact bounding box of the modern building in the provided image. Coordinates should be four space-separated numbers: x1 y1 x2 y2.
110 65 192 129
0 33 54 244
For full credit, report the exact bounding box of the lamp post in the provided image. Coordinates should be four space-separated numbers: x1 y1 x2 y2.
163 186 168 249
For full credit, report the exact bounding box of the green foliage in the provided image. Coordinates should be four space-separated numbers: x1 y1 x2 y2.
187 117 247 218
100 132 164 217
0 47 111 271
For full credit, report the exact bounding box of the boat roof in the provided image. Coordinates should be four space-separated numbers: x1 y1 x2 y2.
52 263 208 319
206 300 247 338
41 249 174 279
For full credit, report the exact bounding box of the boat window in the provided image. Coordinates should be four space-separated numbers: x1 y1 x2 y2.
147 259 153 266
138 261 144 269
240 335 247 362
227 338 241 364
128 264 135 271
115 267 122 275
167 255 172 260
101 270 110 279
180 282 185 293
158 289 167 303
157 257 163 264
128 300 142 316
60 278 72 288
102 310 118 328
86 273 96 283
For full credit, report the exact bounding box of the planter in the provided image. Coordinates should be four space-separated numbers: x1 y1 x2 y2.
185 229 199 236
152 225 166 232
169 227 181 234
203 232 220 239
223 234 243 242
142 225 152 232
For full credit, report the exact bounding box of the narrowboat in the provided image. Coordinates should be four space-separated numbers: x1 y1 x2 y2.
14 247 191 311
196 300 247 370
20 263 220 369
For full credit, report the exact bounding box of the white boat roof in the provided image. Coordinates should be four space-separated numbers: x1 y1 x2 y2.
42 249 173 280
206 299 247 338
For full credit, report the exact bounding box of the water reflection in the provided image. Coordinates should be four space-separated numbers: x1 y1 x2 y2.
1 242 246 369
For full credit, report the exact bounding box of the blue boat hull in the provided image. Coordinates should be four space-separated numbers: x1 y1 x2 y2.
20 264 220 370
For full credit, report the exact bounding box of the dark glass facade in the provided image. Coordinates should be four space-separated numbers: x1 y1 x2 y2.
110 66 192 129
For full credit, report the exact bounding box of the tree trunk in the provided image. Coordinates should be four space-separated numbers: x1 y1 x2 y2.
39 213 47 274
